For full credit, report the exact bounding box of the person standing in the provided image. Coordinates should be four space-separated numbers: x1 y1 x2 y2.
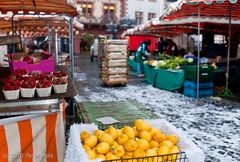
135 39 151 77
158 37 167 54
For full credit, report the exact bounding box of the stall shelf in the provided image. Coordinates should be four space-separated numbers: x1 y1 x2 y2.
0 66 76 116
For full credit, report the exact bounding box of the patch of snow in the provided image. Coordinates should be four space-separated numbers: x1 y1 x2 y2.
80 83 240 162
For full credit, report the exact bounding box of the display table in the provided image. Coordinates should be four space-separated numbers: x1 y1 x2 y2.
0 66 76 116
128 58 138 72
154 69 184 91
143 63 157 84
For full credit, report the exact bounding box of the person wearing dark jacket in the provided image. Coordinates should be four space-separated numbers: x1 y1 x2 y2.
135 39 151 77
158 37 167 53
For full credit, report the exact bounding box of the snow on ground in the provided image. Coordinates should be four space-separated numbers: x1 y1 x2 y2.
76 81 240 162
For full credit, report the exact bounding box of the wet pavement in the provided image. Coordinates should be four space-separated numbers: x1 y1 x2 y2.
73 52 240 162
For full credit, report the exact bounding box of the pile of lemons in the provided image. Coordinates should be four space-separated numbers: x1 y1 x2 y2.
80 119 181 162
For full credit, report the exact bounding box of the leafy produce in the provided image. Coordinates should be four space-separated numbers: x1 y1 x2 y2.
145 57 189 70
80 119 181 161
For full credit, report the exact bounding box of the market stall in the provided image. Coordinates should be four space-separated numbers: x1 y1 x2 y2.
0 0 81 161
125 0 240 98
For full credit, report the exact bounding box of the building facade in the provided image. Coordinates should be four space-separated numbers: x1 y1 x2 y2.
126 0 167 25
76 0 125 34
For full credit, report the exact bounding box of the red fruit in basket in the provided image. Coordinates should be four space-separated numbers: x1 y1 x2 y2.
53 71 67 77
36 79 52 88
53 78 67 85
15 68 28 75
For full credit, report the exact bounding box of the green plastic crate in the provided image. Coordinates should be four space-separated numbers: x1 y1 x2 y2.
183 65 214 82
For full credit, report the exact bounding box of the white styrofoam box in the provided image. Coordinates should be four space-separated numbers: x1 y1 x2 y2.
53 84 68 94
20 88 35 98
36 86 52 97
104 40 128 45
3 89 20 100
64 119 205 162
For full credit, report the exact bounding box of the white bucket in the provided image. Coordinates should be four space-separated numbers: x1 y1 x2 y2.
3 89 20 100
20 88 36 98
36 86 52 97
53 84 68 94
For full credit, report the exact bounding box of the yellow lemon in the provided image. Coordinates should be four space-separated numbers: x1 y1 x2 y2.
96 154 105 160
166 135 179 145
158 145 170 160
137 139 150 151
94 130 104 137
124 139 138 152
83 144 91 151
105 152 120 161
123 126 135 139
80 131 90 142
113 145 125 157
96 142 110 154
117 133 129 145
133 148 145 158
84 135 98 148
145 149 158 162
140 130 152 142
86 149 96 160
99 133 114 145
107 126 119 140
125 151 134 157
92 147 97 152
149 141 159 148
152 131 166 143
122 154 133 162
159 140 174 148
117 129 123 136
134 119 151 131
150 128 161 135
132 126 140 137
169 146 181 161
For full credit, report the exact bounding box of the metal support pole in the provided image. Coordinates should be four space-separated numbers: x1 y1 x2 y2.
68 17 74 82
226 4 232 92
48 24 51 54
197 6 201 100
55 31 59 65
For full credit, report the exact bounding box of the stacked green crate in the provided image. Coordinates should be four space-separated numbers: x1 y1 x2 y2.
183 65 214 98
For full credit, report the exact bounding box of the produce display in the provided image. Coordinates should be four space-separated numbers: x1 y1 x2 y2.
10 52 54 73
12 53 52 64
2 69 68 100
144 57 189 70
80 119 181 162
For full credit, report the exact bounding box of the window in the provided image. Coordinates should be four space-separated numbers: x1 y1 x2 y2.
103 4 115 18
148 13 156 20
135 11 143 25
214 34 226 44
79 2 93 16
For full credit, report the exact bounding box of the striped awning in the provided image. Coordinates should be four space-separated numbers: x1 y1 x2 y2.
162 0 240 20
183 0 238 4
0 0 81 16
